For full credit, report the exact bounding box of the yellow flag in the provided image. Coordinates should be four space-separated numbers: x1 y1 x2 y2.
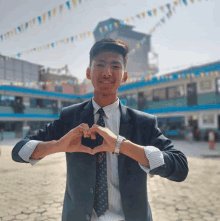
114 22 118 28
87 31 91 37
29 19 33 26
72 0 77 7
52 8 57 16
30 49 34 53
187 74 190 78
22 52 25 55
151 28 155 33
59 40 64 44
174 1 178 5
10 30 14 37
152 9 157 15
160 6 164 11
66 38 69 43
20 24 24 30
136 44 140 49
190 0 194 3
39 47 42 51
201 73 204 78
4 33 7 39
126 18 130 23
79 34 83 39
141 12 146 18
42 13 47 22
99 27 103 34
47 44 50 49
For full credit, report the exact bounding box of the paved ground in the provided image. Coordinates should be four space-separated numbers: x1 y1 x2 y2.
0 139 220 221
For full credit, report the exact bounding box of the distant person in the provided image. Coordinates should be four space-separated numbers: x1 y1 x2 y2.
208 130 215 150
11 38 188 221
0 125 4 141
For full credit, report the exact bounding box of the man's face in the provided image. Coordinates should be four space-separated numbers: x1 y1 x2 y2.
86 51 127 95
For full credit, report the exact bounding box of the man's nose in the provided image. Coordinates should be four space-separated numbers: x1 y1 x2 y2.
103 65 112 76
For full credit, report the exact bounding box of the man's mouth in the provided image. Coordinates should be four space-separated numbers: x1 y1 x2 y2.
99 81 114 84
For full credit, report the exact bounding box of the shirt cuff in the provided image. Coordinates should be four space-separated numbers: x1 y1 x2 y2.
139 146 165 178
18 140 43 166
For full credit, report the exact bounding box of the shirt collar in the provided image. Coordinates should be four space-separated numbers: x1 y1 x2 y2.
92 97 119 119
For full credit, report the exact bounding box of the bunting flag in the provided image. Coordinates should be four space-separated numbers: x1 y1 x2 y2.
0 0 89 42
0 68 218 88
6 0 204 58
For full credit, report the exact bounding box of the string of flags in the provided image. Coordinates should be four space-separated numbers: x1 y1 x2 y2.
0 0 200 45
0 66 218 88
1 0 177 60
0 0 89 43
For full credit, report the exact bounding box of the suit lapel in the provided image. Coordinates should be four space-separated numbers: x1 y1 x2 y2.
79 98 94 127
118 100 134 175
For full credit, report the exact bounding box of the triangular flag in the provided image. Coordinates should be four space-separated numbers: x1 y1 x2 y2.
66 38 70 43
160 6 164 11
48 11 52 18
99 27 103 34
174 1 178 5
152 9 157 15
52 8 57 16
147 11 152 16
66 1 71 9
136 14 141 19
29 19 33 26
51 43 54 47
71 36 74 42
10 30 14 37
17 27 21 32
79 0 82 3
37 16 42 24
190 0 194 3
114 22 118 28
87 31 91 37
141 12 146 18
25 22 29 29
166 3 171 10
59 4 64 13
126 18 130 23
182 0 187 5
161 18 165 23
42 13 47 22
4 33 7 39
72 0 77 7
47 44 50 49
20 24 24 30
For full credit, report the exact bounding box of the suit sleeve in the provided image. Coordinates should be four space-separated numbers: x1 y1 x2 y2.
148 116 189 182
11 110 64 163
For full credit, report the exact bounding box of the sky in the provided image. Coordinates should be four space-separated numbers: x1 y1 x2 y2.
0 0 219 83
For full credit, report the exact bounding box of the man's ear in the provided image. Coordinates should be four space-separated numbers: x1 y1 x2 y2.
122 71 128 83
86 68 91 80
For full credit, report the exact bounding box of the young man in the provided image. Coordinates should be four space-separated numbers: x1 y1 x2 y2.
12 38 188 221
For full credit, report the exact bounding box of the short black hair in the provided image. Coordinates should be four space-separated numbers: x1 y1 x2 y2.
89 38 129 69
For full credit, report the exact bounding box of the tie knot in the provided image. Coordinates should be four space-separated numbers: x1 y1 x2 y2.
97 108 105 116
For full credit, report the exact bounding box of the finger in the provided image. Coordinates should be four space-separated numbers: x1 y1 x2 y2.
79 144 93 154
92 145 104 155
78 126 89 138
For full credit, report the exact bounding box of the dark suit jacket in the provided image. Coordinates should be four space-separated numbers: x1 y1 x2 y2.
12 99 188 221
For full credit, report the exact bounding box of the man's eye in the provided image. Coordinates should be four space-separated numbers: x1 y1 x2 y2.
113 66 119 69
97 64 104 67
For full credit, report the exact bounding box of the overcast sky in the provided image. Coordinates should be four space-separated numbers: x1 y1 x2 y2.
0 0 219 83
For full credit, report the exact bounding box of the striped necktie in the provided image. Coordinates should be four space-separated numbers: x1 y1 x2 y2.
93 108 109 217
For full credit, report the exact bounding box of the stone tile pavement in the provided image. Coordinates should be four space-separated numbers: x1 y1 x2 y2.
0 139 220 221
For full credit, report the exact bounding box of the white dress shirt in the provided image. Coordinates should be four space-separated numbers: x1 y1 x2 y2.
18 98 165 221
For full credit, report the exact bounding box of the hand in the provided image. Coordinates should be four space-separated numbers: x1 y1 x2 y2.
88 124 118 155
57 123 97 154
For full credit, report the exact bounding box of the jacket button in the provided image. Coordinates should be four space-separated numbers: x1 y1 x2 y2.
86 214 90 220
90 188 94 193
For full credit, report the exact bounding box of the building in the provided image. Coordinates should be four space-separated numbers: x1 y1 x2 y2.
0 55 42 87
93 18 154 76
39 65 80 95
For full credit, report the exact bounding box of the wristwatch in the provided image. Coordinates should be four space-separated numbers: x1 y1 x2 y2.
114 135 126 154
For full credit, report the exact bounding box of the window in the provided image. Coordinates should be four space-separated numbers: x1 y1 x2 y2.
153 88 166 101
167 85 184 99
0 95 15 106
216 78 220 94
202 114 214 125
200 80 211 91
55 86 63 93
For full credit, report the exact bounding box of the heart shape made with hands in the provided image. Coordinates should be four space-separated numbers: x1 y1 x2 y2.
81 130 103 149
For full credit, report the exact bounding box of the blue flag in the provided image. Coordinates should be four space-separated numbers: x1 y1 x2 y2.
182 0 188 5
147 11 152 16
51 43 54 47
38 16 42 24
166 4 171 10
18 27 21 32
71 37 74 42
48 11 51 18
66 1 71 9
